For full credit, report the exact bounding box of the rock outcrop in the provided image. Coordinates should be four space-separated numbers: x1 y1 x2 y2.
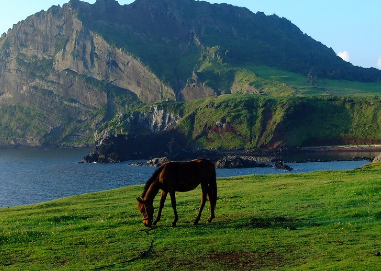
215 156 270 169
372 153 381 163
82 131 188 163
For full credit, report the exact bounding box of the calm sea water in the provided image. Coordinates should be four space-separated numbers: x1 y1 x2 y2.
0 148 374 208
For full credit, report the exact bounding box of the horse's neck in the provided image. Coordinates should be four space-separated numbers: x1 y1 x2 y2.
144 181 160 203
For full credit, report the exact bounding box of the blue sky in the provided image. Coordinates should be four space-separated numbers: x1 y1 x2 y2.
1 0 380 69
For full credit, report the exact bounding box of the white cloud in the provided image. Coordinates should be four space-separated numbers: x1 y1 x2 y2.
338 51 350 62
377 56 381 69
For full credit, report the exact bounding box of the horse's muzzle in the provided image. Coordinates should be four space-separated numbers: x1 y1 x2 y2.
143 218 152 227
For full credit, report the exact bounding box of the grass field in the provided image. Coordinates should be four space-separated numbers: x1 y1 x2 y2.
1 165 381 270
248 66 381 96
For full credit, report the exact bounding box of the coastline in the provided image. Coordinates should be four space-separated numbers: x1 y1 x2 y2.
132 145 380 169
82 140 381 165
299 145 381 152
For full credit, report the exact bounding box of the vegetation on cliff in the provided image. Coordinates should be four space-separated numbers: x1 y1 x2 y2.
103 94 381 153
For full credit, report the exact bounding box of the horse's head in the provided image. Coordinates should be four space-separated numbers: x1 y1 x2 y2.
137 197 154 227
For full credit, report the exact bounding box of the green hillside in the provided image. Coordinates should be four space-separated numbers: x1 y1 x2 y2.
249 66 381 96
2 166 381 270
106 94 381 152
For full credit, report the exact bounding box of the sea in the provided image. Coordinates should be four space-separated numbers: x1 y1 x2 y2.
0 148 377 208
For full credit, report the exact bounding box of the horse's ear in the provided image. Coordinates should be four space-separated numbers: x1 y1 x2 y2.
137 197 144 204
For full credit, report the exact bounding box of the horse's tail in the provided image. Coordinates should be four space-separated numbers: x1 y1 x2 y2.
142 164 165 197
208 164 217 210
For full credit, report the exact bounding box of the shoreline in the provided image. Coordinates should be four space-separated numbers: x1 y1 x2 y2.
136 145 380 168
82 142 381 164
217 144 381 160
298 145 381 152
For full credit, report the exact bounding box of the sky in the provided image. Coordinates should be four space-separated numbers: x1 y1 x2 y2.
0 0 380 69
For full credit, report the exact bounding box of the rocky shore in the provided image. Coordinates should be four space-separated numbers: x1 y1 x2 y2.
128 155 293 170
82 134 378 169
143 156 294 170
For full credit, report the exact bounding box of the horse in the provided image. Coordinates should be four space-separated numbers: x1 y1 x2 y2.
137 159 217 227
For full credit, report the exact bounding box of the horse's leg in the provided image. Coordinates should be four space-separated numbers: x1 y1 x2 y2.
207 187 215 224
194 185 207 225
169 191 178 226
153 190 167 226
154 190 167 225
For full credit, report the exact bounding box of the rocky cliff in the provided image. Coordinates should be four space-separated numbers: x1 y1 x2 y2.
0 1 178 146
87 95 381 162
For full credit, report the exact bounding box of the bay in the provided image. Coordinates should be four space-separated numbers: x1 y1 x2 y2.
0 148 373 208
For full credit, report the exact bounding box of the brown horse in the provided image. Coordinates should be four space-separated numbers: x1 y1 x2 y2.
137 159 217 227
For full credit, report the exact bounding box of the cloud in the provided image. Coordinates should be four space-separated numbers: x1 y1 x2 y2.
338 51 350 62
378 56 381 69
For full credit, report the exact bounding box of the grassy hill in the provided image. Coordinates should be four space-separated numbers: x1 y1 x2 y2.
2 165 381 270
248 66 381 96
107 93 381 153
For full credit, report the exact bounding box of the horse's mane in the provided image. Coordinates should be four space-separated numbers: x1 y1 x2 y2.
142 165 164 197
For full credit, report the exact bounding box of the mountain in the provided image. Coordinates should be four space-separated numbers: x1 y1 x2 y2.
74 0 381 85
0 0 380 148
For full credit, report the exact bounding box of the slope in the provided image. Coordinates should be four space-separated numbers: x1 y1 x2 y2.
75 0 381 92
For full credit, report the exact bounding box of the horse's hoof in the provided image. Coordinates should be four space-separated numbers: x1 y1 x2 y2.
172 223 177 227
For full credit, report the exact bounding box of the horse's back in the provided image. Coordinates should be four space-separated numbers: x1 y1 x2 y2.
159 159 215 192
192 159 215 178
166 159 215 177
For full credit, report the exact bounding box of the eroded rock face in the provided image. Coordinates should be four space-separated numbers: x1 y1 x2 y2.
134 105 181 133
0 2 179 147
0 3 175 105
53 20 175 104
93 105 181 146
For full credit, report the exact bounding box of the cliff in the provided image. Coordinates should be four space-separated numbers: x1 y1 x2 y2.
0 1 175 147
85 95 381 162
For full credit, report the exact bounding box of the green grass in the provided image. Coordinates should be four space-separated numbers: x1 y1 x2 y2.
2 167 381 270
248 66 381 96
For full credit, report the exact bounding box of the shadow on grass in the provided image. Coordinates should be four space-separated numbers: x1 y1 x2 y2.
153 215 304 230
240 215 323 230
245 216 299 229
